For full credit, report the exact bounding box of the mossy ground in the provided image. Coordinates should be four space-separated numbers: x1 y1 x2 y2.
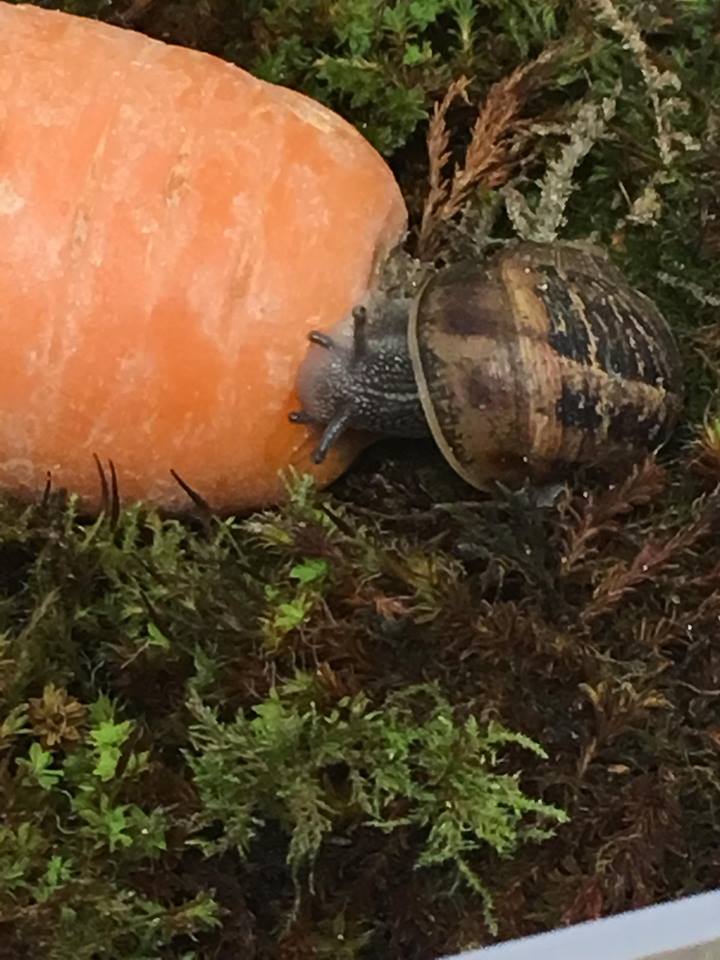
2 1 720 958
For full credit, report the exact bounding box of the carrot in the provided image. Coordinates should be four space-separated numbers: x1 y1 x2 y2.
0 2 406 513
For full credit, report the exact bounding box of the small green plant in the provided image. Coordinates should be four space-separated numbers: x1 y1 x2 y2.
236 0 473 153
186 674 566 928
261 557 332 650
1 688 219 959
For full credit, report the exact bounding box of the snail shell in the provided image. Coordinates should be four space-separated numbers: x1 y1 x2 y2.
408 242 683 486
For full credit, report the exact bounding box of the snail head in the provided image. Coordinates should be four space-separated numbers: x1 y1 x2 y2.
289 296 427 464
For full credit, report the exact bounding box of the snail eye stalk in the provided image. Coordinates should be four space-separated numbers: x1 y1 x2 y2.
351 306 368 363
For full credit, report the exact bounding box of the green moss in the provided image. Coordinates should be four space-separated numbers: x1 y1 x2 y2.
1 682 220 958
187 675 565 929
2 456 720 955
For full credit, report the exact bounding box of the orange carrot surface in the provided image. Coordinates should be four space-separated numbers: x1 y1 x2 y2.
0 2 406 512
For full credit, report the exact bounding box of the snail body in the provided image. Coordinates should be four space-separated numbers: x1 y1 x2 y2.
291 242 683 487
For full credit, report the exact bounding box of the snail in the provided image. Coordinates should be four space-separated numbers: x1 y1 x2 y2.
289 241 683 487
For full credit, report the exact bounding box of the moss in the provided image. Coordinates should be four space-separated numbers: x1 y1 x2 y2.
2 457 720 956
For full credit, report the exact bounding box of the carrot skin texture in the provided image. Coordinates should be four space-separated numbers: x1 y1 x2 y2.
0 3 406 512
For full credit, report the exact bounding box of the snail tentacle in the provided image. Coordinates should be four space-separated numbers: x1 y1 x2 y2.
308 330 335 349
311 405 354 463
288 410 316 425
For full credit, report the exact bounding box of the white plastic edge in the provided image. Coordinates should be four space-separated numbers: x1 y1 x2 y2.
440 890 720 960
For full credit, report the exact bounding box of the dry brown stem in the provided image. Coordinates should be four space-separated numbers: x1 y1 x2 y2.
418 47 560 259
582 491 719 624
577 678 670 777
689 419 720 485
421 76 471 244
561 458 668 574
